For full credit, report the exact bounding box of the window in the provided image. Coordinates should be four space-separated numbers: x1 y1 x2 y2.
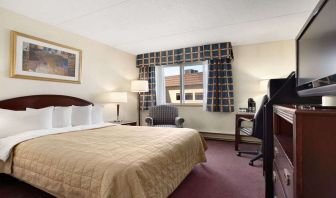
185 93 193 100
163 66 180 104
156 62 208 105
176 93 181 101
183 64 204 104
195 92 203 100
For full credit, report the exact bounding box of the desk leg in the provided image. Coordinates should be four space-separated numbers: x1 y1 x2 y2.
235 123 240 151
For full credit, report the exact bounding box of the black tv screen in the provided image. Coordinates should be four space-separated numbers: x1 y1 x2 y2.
297 0 336 96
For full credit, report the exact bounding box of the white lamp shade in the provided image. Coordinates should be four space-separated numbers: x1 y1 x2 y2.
99 92 128 103
131 80 149 92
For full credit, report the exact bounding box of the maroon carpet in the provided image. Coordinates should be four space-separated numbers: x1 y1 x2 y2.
170 140 264 198
0 140 264 198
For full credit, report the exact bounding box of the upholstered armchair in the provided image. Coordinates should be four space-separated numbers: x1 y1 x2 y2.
145 105 184 128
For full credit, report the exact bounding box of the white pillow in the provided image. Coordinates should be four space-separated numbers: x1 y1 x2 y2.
72 105 92 126
92 105 104 124
26 107 54 129
53 106 72 128
0 107 53 138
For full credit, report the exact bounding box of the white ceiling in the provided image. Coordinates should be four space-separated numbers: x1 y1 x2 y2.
0 0 319 54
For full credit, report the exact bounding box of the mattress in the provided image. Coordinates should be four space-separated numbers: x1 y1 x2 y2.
1 125 206 198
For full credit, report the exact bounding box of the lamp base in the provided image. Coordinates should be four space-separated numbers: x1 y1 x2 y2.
116 104 120 122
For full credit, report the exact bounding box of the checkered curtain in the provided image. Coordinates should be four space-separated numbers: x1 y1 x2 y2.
139 65 156 110
136 42 234 111
206 59 234 112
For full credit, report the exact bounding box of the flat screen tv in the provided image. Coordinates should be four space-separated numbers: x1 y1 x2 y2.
297 0 336 96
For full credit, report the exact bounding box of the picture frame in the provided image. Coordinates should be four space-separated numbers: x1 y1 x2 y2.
10 31 82 84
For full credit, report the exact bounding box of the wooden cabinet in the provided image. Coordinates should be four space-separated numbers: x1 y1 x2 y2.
273 105 336 198
273 136 293 198
273 161 287 198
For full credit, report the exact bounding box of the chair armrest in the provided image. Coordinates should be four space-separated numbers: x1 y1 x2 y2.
145 117 154 126
237 117 254 128
175 117 185 128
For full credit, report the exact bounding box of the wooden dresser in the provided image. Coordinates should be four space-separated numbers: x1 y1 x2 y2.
272 105 336 198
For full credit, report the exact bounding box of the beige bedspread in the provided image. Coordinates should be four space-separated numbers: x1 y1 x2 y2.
2 125 207 198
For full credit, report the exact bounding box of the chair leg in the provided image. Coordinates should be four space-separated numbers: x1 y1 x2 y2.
237 144 263 166
236 150 259 156
249 153 263 166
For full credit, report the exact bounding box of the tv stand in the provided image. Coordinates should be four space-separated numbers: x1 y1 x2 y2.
291 104 336 110
272 105 336 198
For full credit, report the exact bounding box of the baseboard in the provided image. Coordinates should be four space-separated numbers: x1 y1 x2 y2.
200 131 261 144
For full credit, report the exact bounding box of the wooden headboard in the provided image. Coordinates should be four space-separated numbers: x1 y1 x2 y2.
0 95 93 110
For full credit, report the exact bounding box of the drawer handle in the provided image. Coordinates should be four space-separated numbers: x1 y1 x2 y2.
274 147 279 158
273 171 277 183
284 168 291 185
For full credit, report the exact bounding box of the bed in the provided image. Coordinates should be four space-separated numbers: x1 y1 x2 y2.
0 95 207 198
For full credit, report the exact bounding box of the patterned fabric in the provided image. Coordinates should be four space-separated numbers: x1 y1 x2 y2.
154 125 177 128
240 127 253 136
139 66 156 110
149 105 178 125
136 42 234 111
206 59 234 112
136 43 233 68
146 105 184 128
7 126 207 198
174 117 185 128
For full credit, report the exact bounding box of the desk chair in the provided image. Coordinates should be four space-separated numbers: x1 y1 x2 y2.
237 95 268 166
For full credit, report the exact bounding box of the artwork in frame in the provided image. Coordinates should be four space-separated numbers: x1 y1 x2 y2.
10 31 82 83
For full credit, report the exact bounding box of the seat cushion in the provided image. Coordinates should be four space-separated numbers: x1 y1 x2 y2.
240 127 253 136
149 105 178 125
153 124 177 128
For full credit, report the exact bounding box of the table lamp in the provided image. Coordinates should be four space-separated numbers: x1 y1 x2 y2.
101 91 127 122
131 80 149 125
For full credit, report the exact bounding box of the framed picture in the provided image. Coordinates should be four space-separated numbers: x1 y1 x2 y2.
10 31 82 83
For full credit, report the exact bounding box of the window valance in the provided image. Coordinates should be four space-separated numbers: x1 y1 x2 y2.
136 42 233 68
136 42 234 112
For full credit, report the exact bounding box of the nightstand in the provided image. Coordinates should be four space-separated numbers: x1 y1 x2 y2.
109 121 137 126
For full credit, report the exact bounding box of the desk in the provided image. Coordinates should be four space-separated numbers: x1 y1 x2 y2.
235 112 255 150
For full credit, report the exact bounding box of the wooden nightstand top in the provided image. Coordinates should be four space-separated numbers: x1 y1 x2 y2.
108 121 137 126
236 112 255 116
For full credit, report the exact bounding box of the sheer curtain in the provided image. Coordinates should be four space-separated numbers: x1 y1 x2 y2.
202 61 209 111
155 66 166 105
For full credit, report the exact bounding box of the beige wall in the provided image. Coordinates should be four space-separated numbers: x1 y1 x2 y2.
0 7 296 131
142 40 296 134
0 7 138 121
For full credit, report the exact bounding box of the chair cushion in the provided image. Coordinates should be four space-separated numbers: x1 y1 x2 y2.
153 125 177 128
149 105 178 125
240 127 253 136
